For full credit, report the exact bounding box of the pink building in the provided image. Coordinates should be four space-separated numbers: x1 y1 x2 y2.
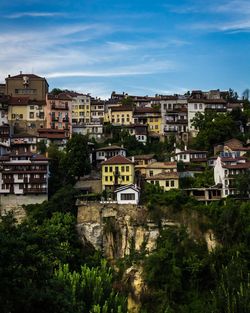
46 93 72 138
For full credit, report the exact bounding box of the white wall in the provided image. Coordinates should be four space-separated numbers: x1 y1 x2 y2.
116 188 139 205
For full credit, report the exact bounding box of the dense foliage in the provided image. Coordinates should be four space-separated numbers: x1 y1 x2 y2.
139 188 250 313
0 187 127 313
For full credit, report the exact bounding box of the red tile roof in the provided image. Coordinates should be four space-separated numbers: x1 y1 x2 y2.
222 162 250 169
101 155 133 165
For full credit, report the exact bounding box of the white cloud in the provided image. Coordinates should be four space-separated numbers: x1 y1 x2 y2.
5 11 65 18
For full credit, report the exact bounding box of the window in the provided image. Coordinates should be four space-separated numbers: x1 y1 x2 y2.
171 180 175 187
199 103 203 109
19 114 23 119
121 166 125 172
194 103 198 110
105 166 108 172
29 112 34 119
166 180 169 187
149 170 153 177
110 176 113 181
18 174 23 179
30 105 34 110
126 176 129 181
109 166 113 172
126 166 129 172
11 114 16 119
105 176 108 181
121 193 135 200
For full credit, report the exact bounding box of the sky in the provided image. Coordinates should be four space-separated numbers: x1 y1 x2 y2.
0 0 250 99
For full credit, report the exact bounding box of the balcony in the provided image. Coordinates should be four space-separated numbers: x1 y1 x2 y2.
29 177 46 183
3 178 14 184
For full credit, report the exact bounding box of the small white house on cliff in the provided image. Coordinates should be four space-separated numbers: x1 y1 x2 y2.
115 184 140 205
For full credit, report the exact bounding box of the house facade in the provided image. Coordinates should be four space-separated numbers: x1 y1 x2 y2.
101 155 135 191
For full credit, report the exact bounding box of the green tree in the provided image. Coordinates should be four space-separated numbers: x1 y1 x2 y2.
64 133 91 181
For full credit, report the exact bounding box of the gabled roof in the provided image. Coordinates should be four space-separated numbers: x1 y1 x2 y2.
146 172 179 180
101 155 133 165
47 93 72 101
146 162 177 169
114 184 140 193
176 149 207 155
132 154 155 160
96 145 126 151
7 73 44 79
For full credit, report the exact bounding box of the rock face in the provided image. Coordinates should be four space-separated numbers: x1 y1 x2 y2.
76 201 159 259
76 201 219 313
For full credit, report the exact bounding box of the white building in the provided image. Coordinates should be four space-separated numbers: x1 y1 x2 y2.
115 184 140 204
96 145 127 162
214 154 250 197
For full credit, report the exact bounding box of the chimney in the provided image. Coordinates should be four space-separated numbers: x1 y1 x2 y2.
131 156 135 163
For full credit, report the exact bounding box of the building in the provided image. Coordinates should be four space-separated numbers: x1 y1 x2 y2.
72 122 103 140
0 124 10 155
125 124 148 145
146 171 179 191
10 134 37 154
133 107 162 134
90 98 105 123
45 93 72 137
71 93 91 124
173 148 208 164
7 97 46 135
132 154 156 176
214 154 250 197
96 145 127 163
5 72 49 101
37 128 68 149
109 105 134 126
0 152 48 196
101 155 135 191
115 184 140 204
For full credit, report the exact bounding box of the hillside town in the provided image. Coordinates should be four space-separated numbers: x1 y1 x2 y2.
0 72 250 216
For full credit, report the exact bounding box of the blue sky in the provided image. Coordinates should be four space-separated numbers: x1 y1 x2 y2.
0 0 250 99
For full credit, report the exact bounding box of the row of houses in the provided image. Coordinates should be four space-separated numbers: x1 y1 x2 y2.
1 73 246 148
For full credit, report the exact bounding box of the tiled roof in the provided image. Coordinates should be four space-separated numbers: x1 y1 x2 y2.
222 162 250 169
146 172 179 180
146 162 177 169
176 149 207 155
101 155 133 165
131 154 155 160
47 93 72 101
96 145 126 151
111 106 133 112
7 73 44 79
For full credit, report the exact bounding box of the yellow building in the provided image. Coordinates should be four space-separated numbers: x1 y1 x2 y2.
132 154 156 176
71 94 91 124
145 161 179 191
133 107 162 134
8 97 46 135
101 155 135 191
110 105 134 125
146 172 179 191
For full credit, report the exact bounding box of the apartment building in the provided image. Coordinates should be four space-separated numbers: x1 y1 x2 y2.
133 107 162 134
0 152 48 196
46 93 72 138
71 93 91 124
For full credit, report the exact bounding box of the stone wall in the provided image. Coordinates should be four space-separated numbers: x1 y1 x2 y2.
0 194 47 222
